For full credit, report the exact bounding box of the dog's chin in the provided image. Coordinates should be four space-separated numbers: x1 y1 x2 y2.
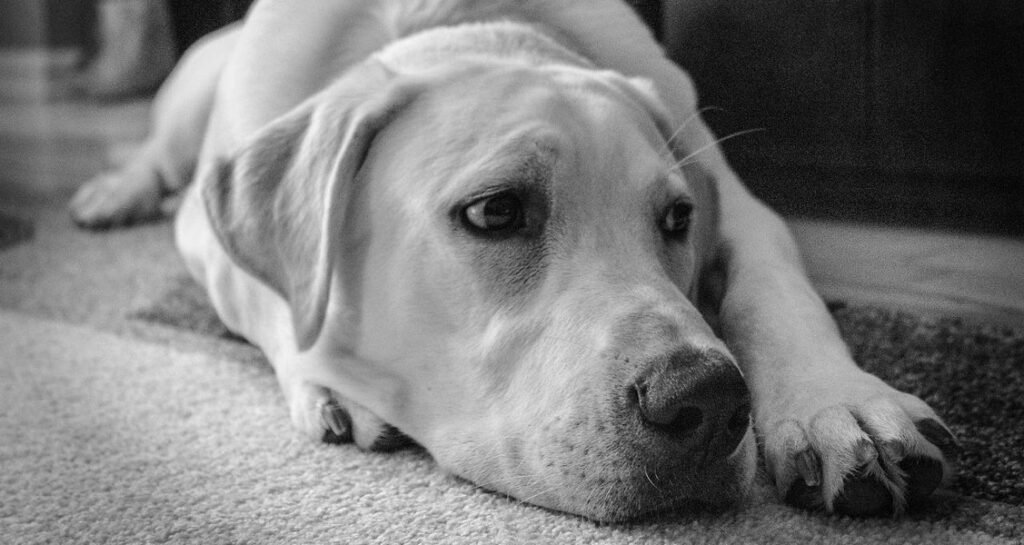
452 426 758 522
557 429 758 522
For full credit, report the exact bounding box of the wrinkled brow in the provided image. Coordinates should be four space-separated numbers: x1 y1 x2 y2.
445 135 561 205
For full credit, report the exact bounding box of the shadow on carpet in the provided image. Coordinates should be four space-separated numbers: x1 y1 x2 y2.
0 211 34 250
133 276 1024 512
832 303 1024 506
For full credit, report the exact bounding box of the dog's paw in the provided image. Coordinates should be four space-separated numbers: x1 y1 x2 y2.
761 373 959 517
289 382 410 451
70 170 163 228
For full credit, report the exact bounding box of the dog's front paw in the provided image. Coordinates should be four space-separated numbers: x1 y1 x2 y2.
761 373 959 516
70 169 164 228
289 382 410 451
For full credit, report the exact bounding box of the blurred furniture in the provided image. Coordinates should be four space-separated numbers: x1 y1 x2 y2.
660 0 1023 234
7 0 1021 232
0 0 254 54
166 0 253 55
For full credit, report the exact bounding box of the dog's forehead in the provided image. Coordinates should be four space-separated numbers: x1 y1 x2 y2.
380 64 681 203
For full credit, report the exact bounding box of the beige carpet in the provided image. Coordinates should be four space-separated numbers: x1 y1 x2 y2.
1 201 1022 544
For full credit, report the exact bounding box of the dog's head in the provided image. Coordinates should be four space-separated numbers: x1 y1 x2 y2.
204 23 755 521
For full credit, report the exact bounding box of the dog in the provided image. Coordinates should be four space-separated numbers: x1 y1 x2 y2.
70 0 958 521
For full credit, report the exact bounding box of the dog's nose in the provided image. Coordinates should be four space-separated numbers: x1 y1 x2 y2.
631 348 751 460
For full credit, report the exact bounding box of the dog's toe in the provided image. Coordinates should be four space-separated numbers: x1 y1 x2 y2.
290 382 411 451
343 400 412 451
318 398 352 444
914 417 962 459
290 383 347 444
785 468 894 517
70 171 162 229
764 378 957 517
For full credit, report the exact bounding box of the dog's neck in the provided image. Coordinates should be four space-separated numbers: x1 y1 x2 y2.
373 20 595 74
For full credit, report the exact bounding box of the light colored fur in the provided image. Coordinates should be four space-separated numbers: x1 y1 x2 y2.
72 0 952 521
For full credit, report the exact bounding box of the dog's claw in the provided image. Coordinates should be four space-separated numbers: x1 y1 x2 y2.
785 469 896 517
915 418 961 458
293 385 413 451
765 376 957 518
795 449 821 486
319 399 352 444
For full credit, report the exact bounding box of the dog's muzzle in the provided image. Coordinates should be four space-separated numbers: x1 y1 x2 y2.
485 331 755 521
628 347 751 466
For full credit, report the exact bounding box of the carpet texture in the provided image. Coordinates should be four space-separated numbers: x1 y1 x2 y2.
0 211 33 251
1 204 1023 544
834 306 1024 507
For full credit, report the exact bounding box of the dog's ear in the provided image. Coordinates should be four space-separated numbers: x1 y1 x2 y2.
202 63 418 350
608 74 722 294
603 75 675 142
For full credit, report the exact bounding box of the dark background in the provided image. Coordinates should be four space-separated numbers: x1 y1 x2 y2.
4 0 1022 235
0 0 253 54
663 0 1023 235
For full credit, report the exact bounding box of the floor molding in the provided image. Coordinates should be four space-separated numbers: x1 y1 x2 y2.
790 218 1024 328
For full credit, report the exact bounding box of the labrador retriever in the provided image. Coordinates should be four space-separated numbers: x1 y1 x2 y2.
70 0 957 521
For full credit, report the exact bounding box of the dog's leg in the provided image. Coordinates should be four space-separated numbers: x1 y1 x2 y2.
266 338 410 451
70 25 239 228
286 379 410 451
544 2 957 515
698 127 957 515
177 183 410 452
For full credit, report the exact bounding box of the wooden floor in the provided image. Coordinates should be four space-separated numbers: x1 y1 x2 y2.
2 70 1022 329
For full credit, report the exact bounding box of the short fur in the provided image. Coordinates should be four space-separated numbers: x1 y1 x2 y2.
71 0 955 522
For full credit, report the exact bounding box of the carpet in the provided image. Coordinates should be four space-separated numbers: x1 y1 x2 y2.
0 211 33 251
1 204 1023 544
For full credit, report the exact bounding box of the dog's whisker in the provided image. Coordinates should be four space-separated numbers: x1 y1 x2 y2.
494 473 536 489
643 465 664 494
586 481 623 514
581 478 604 512
660 105 724 154
488 467 544 491
516 483 566 504
670 127 766 169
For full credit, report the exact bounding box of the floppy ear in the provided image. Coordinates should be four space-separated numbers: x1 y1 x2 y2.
600 74 676 141
202 63 418 351
611 74 722 293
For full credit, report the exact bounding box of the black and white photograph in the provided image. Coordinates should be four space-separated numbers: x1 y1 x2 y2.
1 0 1021 543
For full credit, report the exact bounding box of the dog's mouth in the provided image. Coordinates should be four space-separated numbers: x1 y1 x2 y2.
403 313 757 521
463 421 758 522
426 359 758 522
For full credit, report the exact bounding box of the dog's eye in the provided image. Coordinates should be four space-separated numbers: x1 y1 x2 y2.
463 193 523 232
662 200 693 236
